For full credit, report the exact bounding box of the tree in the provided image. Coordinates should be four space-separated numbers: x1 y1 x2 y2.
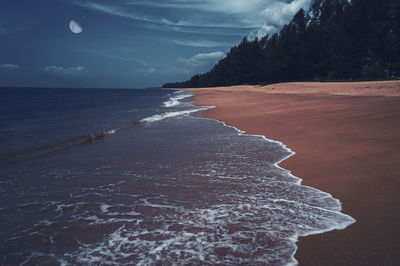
163 0 400 88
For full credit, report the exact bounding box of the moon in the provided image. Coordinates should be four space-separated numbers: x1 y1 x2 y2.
69 20 83 34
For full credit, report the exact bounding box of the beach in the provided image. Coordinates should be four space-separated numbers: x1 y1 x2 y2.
185 81 400 265
3 88 353 265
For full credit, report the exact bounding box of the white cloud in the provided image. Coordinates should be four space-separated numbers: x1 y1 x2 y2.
73 0 261 29
178 51 225 67
73 0 312 37
163 51 225 78
173 40 231 48
256 0 312 36
73 1 157 24
43 66 87 75
262 0 311 25
127 0 266 14
0 64 19 69
143 23 245 36
73 1 212 28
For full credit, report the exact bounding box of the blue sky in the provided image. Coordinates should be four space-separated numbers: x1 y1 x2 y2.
0 0 312 88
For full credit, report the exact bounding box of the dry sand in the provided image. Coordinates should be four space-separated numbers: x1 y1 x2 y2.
184 80 400 265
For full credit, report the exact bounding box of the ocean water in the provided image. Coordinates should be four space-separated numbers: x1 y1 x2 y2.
0 87 355 265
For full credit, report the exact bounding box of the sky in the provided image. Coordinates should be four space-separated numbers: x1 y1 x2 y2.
0 0 312 88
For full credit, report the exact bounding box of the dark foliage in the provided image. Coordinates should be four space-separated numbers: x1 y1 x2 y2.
163 0 400 88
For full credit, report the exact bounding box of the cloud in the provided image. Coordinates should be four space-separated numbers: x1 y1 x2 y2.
73 0 312 37
73 1 203 28
262 0 312 26
163 51 225 78
73 0 258 29
133 67 156 76
43 66 87 76
73 1 157 24
178 51 225 67
142 23 246 37
173 40 231 48
127 0 266 14
255 0 312 37
0 64 19 69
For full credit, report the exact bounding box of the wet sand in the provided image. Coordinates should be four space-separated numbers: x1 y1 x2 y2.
184 81 400 265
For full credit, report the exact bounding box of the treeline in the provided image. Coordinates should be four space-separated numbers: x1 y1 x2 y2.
163 0 400 88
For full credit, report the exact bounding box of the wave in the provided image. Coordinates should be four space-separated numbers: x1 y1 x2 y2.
1 101 211 162
0 121 143 162
190 116 356 265
1 103 212 161
140 107 211 123
163 91 192 107
1 96 356 265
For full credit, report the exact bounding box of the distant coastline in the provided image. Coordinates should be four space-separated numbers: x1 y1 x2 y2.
184 80 400 265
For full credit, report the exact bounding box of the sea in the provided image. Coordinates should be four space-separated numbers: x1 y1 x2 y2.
0 87 355 265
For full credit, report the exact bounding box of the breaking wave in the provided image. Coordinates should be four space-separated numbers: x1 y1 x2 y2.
0 121 142 162
140 107 211 123
163 91 193 107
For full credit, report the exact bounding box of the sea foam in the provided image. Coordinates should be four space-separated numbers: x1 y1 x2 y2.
142 90 212 123
140 107 211 123
163 92 193 107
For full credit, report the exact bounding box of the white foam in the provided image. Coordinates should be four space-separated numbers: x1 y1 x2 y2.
190 109 356 265
104 129 117 135
140 198 183 210
54 184 355 265
19 251 68 266
140 107 211 123
163 92 193 107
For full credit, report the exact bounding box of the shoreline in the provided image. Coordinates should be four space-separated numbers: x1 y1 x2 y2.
183 80 400 265
196 116 355 265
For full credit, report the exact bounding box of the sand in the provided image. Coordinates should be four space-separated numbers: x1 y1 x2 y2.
184 81 400 265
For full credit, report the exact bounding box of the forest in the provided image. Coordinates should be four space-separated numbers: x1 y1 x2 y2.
163 0 400 88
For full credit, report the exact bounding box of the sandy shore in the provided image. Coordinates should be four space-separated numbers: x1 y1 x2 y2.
184 81 400 265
